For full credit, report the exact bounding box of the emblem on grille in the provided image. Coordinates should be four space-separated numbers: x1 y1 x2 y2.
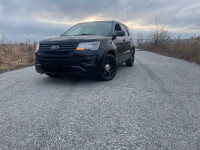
50 45 59 50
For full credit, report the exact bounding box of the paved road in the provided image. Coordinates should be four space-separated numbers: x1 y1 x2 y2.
0 50 200 150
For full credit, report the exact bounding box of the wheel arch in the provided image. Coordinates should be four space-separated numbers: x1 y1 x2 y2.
107 50 117 58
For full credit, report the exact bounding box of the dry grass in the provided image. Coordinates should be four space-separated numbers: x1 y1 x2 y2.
0 43 35 73
138 39 200 64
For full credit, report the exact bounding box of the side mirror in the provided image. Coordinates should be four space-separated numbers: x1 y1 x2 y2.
113 31 125 37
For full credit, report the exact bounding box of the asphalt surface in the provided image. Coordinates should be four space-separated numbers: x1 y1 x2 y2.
0 50 200 150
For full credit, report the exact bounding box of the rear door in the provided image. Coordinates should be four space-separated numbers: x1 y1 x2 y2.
120 24 132 61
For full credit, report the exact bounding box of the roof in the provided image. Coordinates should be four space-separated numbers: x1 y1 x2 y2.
77 20 119 24
75 20 128 28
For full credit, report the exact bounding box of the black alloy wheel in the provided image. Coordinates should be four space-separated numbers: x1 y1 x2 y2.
98 54 117 81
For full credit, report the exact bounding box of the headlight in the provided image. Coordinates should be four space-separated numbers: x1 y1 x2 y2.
36 42 40 51
76 41 100 51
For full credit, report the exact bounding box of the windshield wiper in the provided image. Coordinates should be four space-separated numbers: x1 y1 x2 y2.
75 34 95 36
62 34 97 36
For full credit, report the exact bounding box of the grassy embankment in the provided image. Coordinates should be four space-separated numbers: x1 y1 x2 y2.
138 38 200 64
0 43 35 73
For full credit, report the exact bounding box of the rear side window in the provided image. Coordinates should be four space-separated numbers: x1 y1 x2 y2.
120 25 129 36
125 26 130 36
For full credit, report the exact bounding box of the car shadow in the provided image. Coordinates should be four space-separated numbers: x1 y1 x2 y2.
35 63 129 85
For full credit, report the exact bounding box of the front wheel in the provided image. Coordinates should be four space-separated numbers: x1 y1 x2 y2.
98 54 117 81
126 49 135 67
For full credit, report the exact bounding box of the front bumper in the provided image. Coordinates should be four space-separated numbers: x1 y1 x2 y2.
35 50 103 76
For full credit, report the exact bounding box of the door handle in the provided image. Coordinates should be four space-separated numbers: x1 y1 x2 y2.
123 39 126 42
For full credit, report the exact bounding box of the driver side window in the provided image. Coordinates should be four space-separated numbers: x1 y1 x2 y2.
115 23 122 31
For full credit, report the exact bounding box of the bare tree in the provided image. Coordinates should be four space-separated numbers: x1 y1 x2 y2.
150 17 170 47
0 33 8 44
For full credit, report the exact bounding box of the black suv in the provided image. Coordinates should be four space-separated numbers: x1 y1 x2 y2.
35 21 135 81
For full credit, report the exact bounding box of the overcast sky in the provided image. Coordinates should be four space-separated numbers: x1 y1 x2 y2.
0 0 199 42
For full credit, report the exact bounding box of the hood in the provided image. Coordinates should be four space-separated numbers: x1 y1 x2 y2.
40 35 111 44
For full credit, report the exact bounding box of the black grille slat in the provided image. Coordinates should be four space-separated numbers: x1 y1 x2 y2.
42 66 70 73
41 51 73 57
40 46 77 50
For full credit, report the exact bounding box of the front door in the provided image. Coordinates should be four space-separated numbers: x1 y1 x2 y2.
120 24 131 61
113 23 127 64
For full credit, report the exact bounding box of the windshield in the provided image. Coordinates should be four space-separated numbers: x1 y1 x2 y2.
62 22 112 36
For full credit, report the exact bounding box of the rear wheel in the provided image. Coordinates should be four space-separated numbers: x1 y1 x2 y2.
98 54 117 81
126 49 135 67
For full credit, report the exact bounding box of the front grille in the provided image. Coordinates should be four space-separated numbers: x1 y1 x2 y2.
40 43 78 51
40 43 79 59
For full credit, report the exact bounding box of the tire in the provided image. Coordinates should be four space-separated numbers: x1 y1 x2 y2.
46 74 59 77
98 54 117 81
126 49 135 67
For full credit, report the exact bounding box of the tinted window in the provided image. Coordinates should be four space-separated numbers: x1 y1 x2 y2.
120 25 128 36
115 23 122 31
63 22 112 36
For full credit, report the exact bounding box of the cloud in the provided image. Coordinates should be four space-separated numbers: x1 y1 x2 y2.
0 16 71 41
0 0 199 41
